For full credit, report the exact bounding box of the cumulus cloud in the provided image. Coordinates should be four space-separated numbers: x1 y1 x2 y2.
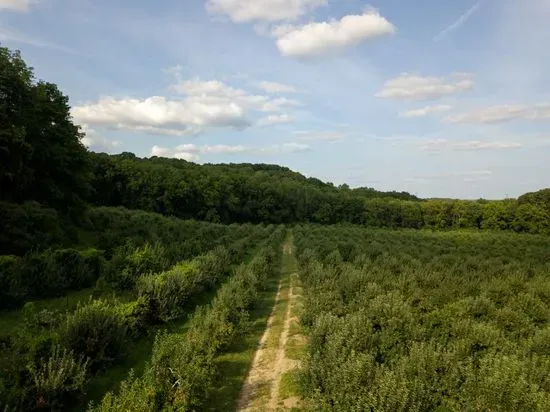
376 73 474 100
0 0 30 11
446 103 550 124
72 78 303 136
205 0 326 22
72 95 248 135
257 81 297 93
257 114 295 126
151 142 309 161
399 105 452 118
274 10 396 57
151 145 199 162
80 125 121 153
418 138 522 151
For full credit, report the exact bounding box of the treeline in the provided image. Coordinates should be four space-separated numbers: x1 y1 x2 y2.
1 45 549 241
363 195 550 233
88 153 550 233
88 152 416 225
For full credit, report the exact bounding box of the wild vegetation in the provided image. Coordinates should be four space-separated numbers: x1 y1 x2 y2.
2 45 550 411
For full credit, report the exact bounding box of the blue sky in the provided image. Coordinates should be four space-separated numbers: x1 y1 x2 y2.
1 0 549 199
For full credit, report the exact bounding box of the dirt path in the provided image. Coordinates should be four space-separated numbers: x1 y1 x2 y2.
237 235 304 411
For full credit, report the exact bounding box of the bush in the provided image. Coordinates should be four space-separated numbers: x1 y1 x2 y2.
0 255 25 309
0 201 67 255
60 300 128 367
137 262 200 323
44 249 94 293
104 242 169 291
88 370 157 412
81 248 106 284
27 346 89 410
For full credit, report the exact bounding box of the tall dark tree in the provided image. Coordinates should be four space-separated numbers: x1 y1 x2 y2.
0 47 90 213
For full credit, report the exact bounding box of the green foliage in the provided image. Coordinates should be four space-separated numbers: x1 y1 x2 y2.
60 300 128 367
27 346 89 410
295 226 550 411
0 201 68 255
88 370 157 412
93 228 285 411
0 47 91 213
0 248 103 309
0 255 25 309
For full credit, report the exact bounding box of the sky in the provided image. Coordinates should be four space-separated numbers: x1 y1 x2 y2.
1 0 549 199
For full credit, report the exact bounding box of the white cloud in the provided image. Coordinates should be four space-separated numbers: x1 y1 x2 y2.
72 95 249 135
446 103 550 124
376 73 474 100
171 79 301 112
419 138 522 151
257 114 295 126
399 105 453 118
274 10 396 57
73 78 303 136
201 144 248 154
294 131 346 141
80 125 121 153
257 81 297 93
151 142 310 161
0 0 29 11
434 1 481 41
151 145 199 162
205 0 326 23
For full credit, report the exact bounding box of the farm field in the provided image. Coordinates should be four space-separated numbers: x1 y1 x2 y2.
0 207 283 411
2 42 550 411
3 221 550 411
293 226 550 411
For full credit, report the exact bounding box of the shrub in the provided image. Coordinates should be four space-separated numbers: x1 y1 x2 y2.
137 262 200 323
80 248 106 284
27 346 89 410
45 249 94 292
88 370 157 412
60 300 128 367
0 201 67 255
104 242 169 291
0 255 25 309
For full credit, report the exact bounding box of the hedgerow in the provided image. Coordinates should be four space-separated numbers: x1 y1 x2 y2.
89 228 285 411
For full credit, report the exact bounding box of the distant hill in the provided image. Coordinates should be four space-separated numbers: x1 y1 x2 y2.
89 152 418 225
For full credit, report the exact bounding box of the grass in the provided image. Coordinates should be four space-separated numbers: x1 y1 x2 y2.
203 271 283 411
0 287 95 337
203 236 292 411
285 274 305 361
279 371 301 401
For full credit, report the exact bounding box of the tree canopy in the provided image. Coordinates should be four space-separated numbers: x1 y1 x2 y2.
0 47 91 213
